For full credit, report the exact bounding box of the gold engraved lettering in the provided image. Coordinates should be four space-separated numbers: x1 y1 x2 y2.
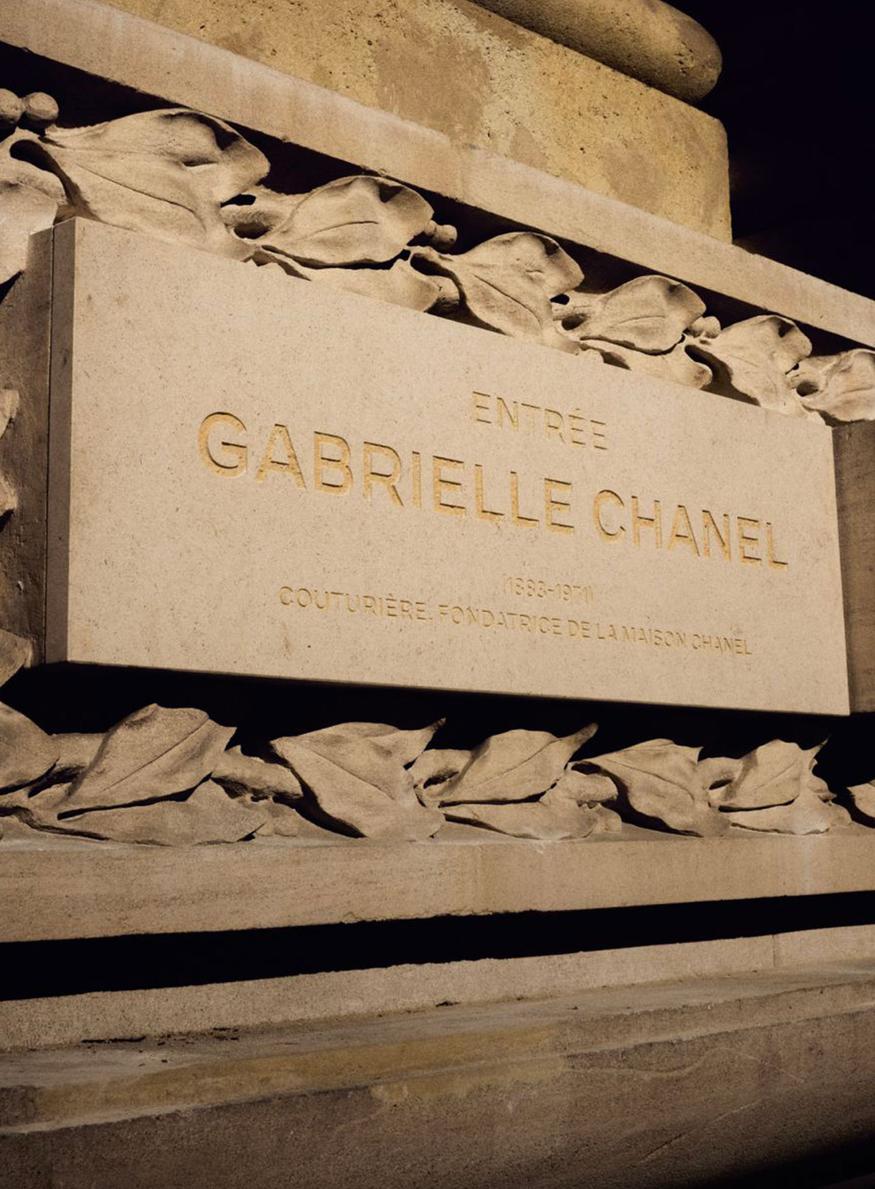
737 516 762 564
472 392 492 424
631 496 663 547
497 396 519 430
198 412 248 476
474 464 504 524
766 522 789 569
593 489 625 540
702 510 731 560
568 412 586 446
510 471 539 528
668 504 699 556
255 423 306 487
432 455 466 516
363 441 403 507
314 433 352 493
544 478 573 534
411 451 422 508
544 409 565 442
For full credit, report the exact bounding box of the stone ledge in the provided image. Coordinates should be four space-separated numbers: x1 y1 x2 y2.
2 0 874 345
3 961 875 1187
3 830 875 942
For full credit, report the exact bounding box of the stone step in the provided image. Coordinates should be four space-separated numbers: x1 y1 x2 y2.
3 960 875 1187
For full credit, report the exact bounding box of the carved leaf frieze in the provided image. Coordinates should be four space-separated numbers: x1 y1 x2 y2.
0 701 59 791
63 704 235 811
0 698 872 846
412 233 583 351
688 315 817 418
708 740 825 811
792 349 875 424
256 175 434 267
25 108 268 259
586 739 729 837
271 720 444 840
436 724 597 806
0 91 872 458
558 275 705 353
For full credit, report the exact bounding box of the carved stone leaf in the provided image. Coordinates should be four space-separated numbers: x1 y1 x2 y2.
293 720 442 770
710 740 822 811
588 739 728 836
410 747 472 805
725 788 850 835
0 628 31 689
64 704 235 811
56 781 268 845
437 725 597 807
547 768 618 805
2 781 71 829
848 781 875 822
213 745 303 803
257 175 433 267
271 722 443 840
0 177 59 285
28 109 267 258
562 276 705 353
580 339 712 389
256 251 456 313
0 388 19 438
690 315 813 417
445 798 601 841
412 233 583 351
794 350 875 424
0 702 59 791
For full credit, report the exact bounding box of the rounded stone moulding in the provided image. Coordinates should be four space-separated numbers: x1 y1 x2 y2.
471 0 721 102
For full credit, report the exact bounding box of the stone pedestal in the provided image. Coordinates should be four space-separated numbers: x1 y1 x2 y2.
1 2 874 1186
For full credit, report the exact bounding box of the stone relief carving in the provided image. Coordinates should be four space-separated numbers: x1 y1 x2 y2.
0 90 873 424
0 700 868 846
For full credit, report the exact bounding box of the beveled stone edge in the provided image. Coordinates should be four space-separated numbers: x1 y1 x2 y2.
3 832 875 942
2 0 874 347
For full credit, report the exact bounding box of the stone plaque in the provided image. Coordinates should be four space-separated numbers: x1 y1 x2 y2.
46 221 848 713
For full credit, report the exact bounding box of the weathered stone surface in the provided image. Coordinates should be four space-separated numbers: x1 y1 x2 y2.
472 0 721 101
45 221 849 714
64 704 234 811
4 964 875 1189
0 702 58 792
91 0 730 236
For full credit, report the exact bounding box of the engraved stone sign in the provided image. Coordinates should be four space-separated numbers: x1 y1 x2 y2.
46 221 849 713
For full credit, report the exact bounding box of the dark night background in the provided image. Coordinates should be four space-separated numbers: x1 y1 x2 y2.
684 1 873 299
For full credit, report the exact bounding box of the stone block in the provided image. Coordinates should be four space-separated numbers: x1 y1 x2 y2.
93 0 730 237
834 422 875 712
44 220 848 713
